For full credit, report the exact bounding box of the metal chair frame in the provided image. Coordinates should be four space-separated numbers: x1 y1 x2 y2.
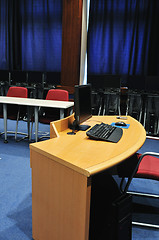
120 152 159 229
0 87 30 142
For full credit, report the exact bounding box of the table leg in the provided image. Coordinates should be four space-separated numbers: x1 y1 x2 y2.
27 106 31 141
3 103 8 143
60 109 64 119
69 107 73 115
34 106 39 142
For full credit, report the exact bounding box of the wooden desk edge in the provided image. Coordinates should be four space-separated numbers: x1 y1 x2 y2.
49 114 146 176
86 131 146 175
31 114 91 177
31 115 146 177
30 144 91 177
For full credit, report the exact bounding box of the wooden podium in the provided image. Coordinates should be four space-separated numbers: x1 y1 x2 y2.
30 115 146 240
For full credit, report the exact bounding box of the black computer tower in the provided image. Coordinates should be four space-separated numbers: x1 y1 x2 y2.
89 172 132 240
111 194 132 240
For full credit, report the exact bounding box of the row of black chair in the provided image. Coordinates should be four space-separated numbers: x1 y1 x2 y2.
91 90 159 137
91 89 121 116
88 74 159 136
0 70 61 98
1 71 158 95
88 74 159 94
126 92 159 136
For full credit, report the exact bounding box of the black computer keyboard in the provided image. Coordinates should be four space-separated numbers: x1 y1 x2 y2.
86 122 123 143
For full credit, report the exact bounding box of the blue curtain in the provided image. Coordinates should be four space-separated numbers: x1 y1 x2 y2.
0 0 9 69
0 0 62 71
87 0 159 75
20 0 62 71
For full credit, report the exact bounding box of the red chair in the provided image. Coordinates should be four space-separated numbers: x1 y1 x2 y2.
31 89 69 140
7 86 28 98
119 152 159 228
46 89 69 101
39 89 69 124
1 86 29 141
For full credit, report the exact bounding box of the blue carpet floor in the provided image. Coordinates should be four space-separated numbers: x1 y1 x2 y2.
0 119 159 239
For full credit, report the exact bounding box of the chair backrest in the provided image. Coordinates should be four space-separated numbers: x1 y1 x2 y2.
126 93 143 122
145 76 159 93
7 87 28 98
10 71 28 86
46 89 69 101
27 71 44 86
144 94 159 135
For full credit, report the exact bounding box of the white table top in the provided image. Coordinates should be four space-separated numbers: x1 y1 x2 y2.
0 96 74 109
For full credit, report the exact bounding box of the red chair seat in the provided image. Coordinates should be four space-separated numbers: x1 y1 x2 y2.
135 154 159 180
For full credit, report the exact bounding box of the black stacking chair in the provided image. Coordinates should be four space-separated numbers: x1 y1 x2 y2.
10 70 28 87
0 70 10 96
143 94 159 136
126 93 143 122
27 71 44 99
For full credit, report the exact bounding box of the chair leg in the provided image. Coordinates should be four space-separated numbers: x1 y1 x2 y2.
98 96 103 115
15 107 30 142
132 221 159 229
128 191 159 229
15 109 20 140
30 120 34 141
127 191 159 199
38 135 50 140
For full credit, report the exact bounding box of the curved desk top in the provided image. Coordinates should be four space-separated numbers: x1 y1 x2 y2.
30 115 146 177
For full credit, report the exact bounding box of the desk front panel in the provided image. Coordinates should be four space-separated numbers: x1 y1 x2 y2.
31 150 91 240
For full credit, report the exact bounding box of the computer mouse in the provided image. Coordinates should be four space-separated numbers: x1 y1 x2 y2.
115 121 127 127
